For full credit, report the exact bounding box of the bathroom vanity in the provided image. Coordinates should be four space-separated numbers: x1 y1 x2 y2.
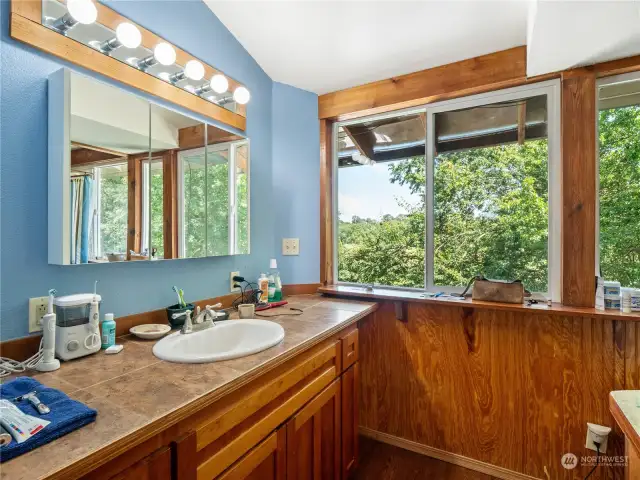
1 295 376 480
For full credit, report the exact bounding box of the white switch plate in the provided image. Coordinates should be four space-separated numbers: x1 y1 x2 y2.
282 238 299 256
230 271 241 293
29 296 49 333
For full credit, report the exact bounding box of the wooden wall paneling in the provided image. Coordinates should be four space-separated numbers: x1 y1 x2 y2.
9 12 246 131
127 155 143 259
162 150 178 259
320 119 334 286
561 69 597 307
358 302 632 480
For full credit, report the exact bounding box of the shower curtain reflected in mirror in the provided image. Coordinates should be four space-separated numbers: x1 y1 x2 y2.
70 175 94 264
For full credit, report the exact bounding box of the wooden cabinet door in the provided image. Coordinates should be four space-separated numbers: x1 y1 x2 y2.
287 378 341 480
216 428 286 480
108 446 172 480
341 362 359 479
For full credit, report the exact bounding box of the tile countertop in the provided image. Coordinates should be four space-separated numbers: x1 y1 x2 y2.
0 295 378 480
611 391 640 454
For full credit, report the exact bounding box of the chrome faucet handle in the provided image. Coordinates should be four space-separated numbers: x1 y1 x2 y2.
171 309 190 320
205 303 222 311
176 310 193 334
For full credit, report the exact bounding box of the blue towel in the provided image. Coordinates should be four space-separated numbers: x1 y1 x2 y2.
0 377 97 462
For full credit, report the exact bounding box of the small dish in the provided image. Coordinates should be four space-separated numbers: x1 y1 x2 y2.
129 324 171 340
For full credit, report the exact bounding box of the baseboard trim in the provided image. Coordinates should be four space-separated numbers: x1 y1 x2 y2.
359 427 542 480
0 284 321 361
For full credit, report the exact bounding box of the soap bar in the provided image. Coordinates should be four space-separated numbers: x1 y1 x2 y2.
105 345 123 355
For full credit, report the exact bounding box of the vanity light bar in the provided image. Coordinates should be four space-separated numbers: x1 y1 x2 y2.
46 0 250 107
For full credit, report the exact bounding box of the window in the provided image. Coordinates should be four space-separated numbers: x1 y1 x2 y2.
178 140 249 258
141 159 164 259
597 74 640 288
335 82 561 298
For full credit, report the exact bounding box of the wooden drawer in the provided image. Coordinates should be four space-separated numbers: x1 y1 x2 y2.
341 328 358 372
192 340 342 480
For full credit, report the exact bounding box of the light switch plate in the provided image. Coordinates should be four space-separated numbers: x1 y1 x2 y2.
282 238 300 256
29 296 49 333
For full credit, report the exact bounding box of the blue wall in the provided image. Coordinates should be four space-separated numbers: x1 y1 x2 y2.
272 82 320 285
0 0 319 340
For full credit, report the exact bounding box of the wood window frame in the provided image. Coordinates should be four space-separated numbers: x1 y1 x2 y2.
319 48 640 307
10 0 246 131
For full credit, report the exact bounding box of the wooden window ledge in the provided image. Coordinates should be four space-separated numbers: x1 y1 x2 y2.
319 285 640 322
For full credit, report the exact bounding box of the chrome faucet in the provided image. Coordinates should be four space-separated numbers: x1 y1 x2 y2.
174 303 223 335
172 309 193 335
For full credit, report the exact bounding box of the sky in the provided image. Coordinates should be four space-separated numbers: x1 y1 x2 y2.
337 159 421 222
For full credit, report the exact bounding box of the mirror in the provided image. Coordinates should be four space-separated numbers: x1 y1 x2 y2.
49 69 249 265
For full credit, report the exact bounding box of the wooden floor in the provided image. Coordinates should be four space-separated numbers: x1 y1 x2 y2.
355 436 497 480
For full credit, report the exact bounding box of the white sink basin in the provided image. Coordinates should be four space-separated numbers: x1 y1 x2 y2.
152 319 285 363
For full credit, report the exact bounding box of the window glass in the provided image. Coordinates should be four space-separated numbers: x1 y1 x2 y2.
144 160 164 259
236 144 249 255
206 147 230 256
432 95 549 292
599 79 640 287
181 150 207 258
97 163 128 256
337 113 426 287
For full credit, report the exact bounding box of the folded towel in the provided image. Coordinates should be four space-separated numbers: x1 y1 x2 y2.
0 377 97 462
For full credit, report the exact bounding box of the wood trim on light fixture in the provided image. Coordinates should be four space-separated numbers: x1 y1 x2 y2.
10 0 247 130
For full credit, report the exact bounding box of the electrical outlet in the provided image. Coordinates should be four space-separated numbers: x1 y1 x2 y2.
29 296 49 333
586 422 611 453
282 238 300 256
230 271 241 293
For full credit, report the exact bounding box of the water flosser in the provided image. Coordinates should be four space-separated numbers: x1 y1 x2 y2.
36 289 60 372
88 281 100 348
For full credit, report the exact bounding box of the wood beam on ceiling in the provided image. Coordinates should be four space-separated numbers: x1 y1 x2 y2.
317 47 556 121
178 124 244 150
342 125 376 159
70 148 124 167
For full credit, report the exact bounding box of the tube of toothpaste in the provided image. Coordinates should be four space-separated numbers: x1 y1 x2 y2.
0 399 50 444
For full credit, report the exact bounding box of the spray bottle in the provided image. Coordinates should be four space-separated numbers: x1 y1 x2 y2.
35 289 60 372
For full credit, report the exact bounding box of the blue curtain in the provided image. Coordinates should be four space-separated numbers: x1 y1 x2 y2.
70 176 93 264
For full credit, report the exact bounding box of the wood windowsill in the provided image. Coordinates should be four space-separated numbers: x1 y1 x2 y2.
319 284 640 322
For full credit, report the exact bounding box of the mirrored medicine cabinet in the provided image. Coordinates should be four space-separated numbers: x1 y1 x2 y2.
48 69 250 265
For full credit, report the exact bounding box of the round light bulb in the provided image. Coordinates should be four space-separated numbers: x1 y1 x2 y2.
153 42 176 66
67 0 97 25
210 74 229 94
233 86 251 105
116 22 141 49
184 60 205 81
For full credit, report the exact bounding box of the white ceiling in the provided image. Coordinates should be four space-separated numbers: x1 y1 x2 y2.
205 0 640 95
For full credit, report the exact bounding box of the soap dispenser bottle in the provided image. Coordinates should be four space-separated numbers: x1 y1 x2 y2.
258 273 269 304
268 259 282 302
